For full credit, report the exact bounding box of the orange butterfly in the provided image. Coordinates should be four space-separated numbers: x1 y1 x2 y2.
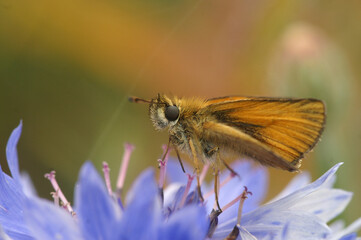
130 94 326 210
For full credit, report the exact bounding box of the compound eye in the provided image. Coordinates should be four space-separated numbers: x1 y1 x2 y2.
164 105 179 121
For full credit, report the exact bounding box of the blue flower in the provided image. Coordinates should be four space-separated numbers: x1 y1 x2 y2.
0 121 32 239
166 159 361 239
0 122 360 240
0 122 209 240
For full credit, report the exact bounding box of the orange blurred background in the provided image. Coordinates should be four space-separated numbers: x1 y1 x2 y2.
0 0 360 227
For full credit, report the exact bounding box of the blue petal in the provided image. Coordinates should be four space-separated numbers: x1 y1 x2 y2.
214 211 331 239
74 162 121 240
205 161 268 221
20 173 38 197
260 163 343 211
164 185 186 215
331 217 361 240
163 183 183 210
159 205 209 240
275 214 330 240
24 197 82 240
339 233 357 240
238 226 257 240
290 189 352 222
0 225 11 240
5 121 22 184
248 211 330 239
0 123 32 239
0 168 31 239
166 158 193 184
119 169 162 240
214 163 343 239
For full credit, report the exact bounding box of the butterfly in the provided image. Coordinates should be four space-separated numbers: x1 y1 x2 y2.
130 94 326 210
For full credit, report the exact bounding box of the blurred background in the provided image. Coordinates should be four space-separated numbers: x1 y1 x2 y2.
0 0 360 228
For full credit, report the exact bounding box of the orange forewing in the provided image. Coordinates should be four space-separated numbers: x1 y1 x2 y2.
202 97 326 170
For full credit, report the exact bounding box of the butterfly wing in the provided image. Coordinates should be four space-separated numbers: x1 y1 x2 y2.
201 97 326 171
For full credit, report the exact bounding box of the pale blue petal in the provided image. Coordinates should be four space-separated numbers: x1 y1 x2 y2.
339 233 357 240
238 226 257 240
163 183 183 209
259 163 343 211
159 205 209 240
0 167 31 239
329 217 361 240
166 158 193 184
0 225 12 240
75 162 121 240
5 121 22 184
276 215 330 240
202 161 268 212
290 189 352 222
329 219 345 232
219 161 268 210
205 161 268 224
119 169 162 240
20 173 38 197
214 163 343 239
0 123 32 239
218 164 268 223
24 197 82 240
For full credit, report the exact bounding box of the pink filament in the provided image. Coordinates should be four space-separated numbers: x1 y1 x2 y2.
179 174 195 208
158 144 170 188
102 162 113 196
116 143 135 191
44 171 74 214
204 173 234 200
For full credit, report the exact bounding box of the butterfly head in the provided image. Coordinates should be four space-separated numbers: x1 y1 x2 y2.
149 94 181 130
129 94 180 131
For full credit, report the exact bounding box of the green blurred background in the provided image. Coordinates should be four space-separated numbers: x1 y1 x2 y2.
0 0 360 227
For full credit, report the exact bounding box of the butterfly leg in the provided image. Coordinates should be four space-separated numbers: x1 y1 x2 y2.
213 167 222 212
206 147 223 212
188 138 204 202
221 158 239 178
173 146 186 173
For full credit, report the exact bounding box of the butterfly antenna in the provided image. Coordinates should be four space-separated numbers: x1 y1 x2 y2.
128 96 152 104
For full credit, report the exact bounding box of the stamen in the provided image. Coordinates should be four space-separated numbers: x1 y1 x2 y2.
204 173 235 200
222 186 252 213
236 186 252 225
44 171 74 214
116 143 135 195
199 163 210 185
50 189 60 206
179 174 195 208
223 187 252 240
102 162 113 196
158 144 170 189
